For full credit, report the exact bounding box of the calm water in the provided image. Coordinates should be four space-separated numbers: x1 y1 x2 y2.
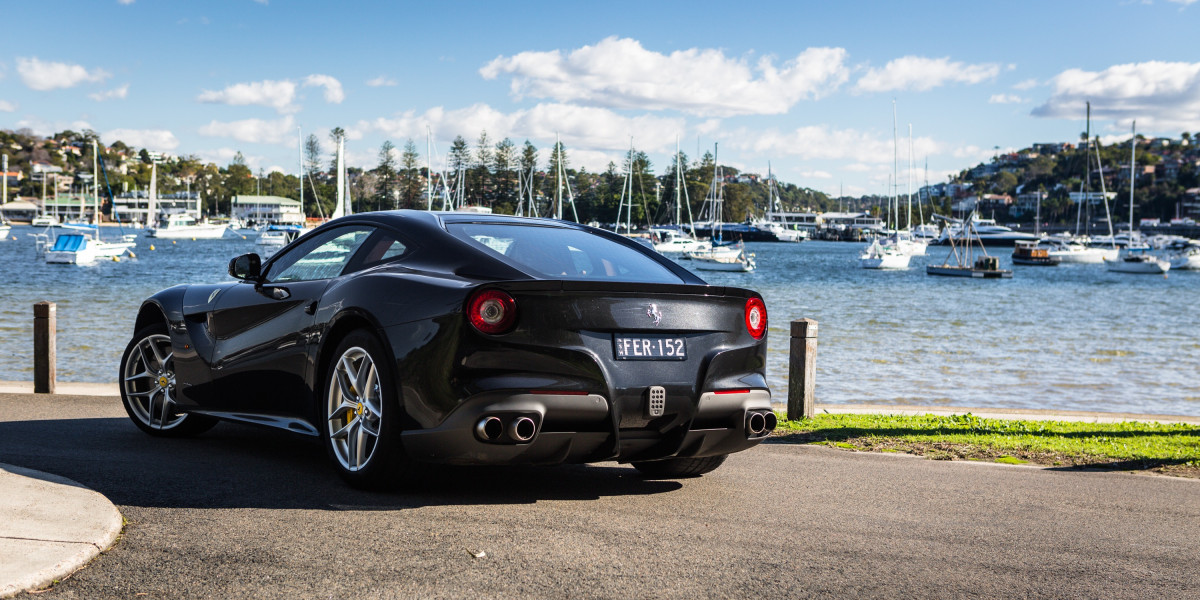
1 226 1197 416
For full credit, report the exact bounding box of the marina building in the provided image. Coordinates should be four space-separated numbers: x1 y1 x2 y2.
111 191 203 226
231 195 305 226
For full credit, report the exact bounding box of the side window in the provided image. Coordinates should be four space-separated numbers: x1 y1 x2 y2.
265 226 374 283
355 232 408 271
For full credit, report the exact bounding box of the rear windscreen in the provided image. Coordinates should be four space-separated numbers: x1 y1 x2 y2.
447 223 685 283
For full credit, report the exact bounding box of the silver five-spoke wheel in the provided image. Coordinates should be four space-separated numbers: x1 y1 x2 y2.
122 333 187 431
326 346 383 472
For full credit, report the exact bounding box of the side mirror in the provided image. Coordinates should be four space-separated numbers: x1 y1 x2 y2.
228 253 262 282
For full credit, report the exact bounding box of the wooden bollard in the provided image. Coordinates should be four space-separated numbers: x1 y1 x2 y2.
788 318 818 420
34 301 57 394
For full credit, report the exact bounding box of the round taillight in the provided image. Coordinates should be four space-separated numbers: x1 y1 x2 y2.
745 297 767 340
467 289 517 335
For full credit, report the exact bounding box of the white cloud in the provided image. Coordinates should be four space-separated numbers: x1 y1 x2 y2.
1031 61 1200 132
102 128 179 152
988 94 1025 104
366 75 397 87
844 163 873 172
724 124 942 165
16 57 110 91
197 79 297 112
198 115 297 145
799 170 834 179
1098 133 1138 146
854 56 1001 93
118 0 134 4
1167 0 1197 6
952 145 1016 161
0 100 15 112
356 103 685 171
194 148 270 170
89 83 129 101
303 74 344 103
1013 78 1039 90
480 36 849 117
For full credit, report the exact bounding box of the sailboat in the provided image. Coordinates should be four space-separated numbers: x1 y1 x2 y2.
1104 121 1169 275
1047 104 1116 264
753 163 808 243
859 239 910 269
688 144 754 271
653 140 710 255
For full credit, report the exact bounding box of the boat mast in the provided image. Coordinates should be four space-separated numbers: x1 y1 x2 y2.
147 160 157 228
555 133 563 220
1077 103 1090 237
298 126 304 220
426 128 433 211
1129 120 1136 239
907 123 913 231
91 140 98 224
333 133 346 219
675 138 682 227
892 99 899 231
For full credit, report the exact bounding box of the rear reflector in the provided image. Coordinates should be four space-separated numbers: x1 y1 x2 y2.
530 390 589 396
714 389 751 395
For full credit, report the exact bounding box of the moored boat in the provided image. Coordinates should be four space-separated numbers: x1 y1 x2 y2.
859 239 910 269
43 232 135 264
1104 246 1170 274
148 213 229 239
1012 240 1060 266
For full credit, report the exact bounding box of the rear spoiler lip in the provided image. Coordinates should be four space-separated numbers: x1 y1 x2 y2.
468 279 760 299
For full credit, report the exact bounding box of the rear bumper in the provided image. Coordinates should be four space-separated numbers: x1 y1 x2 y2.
400 389 773 465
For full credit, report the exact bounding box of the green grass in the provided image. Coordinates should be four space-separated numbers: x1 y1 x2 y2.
772 412 1200 477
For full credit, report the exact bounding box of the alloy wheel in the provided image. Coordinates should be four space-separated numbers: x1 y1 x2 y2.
326 346 383 471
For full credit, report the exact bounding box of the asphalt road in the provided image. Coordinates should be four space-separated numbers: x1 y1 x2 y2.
2 393 1198 599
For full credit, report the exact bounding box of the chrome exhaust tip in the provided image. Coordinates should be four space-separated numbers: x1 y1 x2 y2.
510 416 537 442
475 416 504 442
746 412 766 437
763 411 778 433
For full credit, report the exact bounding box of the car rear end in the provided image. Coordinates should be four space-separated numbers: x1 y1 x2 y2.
398 217 773 466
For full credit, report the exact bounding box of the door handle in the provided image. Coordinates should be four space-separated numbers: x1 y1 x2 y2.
270 287 290 300
305 301 318 315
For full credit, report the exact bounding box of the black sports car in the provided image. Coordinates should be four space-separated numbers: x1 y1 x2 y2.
120 211 774 488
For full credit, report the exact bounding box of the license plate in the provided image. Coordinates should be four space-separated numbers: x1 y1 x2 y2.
613 335 687 360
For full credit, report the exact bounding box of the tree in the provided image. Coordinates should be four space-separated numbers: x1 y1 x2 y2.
399 139 422 208
304 134 324 182
328 126 345 173
448 135 470 206
374 140 398 210
492 137 516 210
473 130 493 205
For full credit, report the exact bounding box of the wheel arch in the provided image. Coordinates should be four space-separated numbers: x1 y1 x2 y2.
133 300 170 334
311 309 398 421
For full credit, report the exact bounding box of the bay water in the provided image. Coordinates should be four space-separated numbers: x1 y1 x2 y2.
1 225 1196 416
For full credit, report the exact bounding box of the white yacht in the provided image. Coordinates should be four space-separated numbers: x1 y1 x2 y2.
31 214 60 227
935 216 1039 246
1104 246 1170 274
1043 240 1116 264
690 241 756 272
43 232 135 264
148 214 229 239
1168 244 1200 270
650 227 711 255
859 239 911 269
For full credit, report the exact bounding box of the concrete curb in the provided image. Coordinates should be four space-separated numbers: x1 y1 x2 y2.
0 464 123 598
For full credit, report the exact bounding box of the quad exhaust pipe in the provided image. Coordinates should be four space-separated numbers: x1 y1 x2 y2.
475 415 538 443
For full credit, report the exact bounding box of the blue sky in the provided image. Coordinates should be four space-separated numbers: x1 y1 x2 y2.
2 0 1198 197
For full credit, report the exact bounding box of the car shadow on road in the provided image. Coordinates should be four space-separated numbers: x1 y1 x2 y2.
0 418 683 511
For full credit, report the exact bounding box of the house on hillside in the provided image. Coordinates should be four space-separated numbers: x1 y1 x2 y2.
1011 190 1047 218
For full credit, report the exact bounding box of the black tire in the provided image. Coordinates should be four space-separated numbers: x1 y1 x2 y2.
320 329 408 489
119 323 217 437
632 454 728 478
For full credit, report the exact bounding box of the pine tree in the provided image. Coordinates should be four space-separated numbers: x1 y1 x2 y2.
375 140 398 210
399 139 421 209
